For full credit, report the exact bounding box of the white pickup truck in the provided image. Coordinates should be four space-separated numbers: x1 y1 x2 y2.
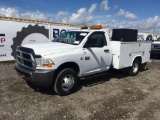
15 25 151 96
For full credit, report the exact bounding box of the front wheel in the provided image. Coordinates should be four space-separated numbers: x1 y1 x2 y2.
128 59 140 76
54 68 78 96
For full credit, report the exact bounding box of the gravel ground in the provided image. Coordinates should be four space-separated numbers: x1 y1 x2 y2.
0 57 160 120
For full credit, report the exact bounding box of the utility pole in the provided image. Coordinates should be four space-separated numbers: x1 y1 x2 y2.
154 26 156 34
153 23 157 34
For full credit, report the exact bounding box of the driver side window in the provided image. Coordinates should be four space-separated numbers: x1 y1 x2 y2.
84 32 107 47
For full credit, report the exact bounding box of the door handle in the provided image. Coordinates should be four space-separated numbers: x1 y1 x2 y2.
104 49 109 53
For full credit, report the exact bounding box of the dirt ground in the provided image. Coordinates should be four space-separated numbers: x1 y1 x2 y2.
0 57 160 120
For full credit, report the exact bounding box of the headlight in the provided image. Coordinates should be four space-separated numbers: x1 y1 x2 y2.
35 58 54 68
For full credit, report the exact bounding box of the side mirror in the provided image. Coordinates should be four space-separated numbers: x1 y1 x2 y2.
83 38 90 48
83 44 89 48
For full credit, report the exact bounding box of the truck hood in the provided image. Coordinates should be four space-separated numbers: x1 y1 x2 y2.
23 42 76 56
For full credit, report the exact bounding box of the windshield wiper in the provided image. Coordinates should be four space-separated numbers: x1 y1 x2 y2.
70 43 78 45
57 41 70 44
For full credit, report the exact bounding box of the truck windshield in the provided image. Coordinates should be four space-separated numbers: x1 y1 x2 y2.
52 31 89 45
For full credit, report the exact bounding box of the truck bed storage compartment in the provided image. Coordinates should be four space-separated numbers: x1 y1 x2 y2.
112 29 138 42
111 41 151 69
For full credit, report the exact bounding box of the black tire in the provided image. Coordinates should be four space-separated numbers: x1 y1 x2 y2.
54 68 78 96
11 24 49 58
128 59 140 76
140 63 147 71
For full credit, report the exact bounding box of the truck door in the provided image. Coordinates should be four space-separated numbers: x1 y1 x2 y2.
82 31 112 76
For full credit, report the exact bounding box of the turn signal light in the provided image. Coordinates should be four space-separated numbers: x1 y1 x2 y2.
42 63 54 67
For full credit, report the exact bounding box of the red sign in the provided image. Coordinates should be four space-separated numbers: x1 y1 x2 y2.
0 38 5 43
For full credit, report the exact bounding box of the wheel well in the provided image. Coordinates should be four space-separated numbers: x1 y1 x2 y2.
56 62 80 75
134 56 142 64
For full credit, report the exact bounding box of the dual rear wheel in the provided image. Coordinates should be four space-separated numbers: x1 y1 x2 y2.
128 59 140 76
124 59 147 76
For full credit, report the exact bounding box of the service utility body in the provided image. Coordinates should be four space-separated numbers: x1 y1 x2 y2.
15 25 152 96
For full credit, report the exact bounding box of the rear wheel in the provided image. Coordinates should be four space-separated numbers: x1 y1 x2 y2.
140 63 147 71
54 68 78 96
128 59 140 76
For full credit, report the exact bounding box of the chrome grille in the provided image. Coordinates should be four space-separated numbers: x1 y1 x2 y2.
16 50 36 70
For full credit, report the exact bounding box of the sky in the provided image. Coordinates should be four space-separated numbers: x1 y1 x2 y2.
0 0 160 34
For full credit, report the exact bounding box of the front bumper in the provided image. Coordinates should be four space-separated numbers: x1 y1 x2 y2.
14 63 55 87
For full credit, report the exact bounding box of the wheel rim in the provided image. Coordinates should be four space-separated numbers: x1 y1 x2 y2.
61 74 74 92
132 62 138 73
